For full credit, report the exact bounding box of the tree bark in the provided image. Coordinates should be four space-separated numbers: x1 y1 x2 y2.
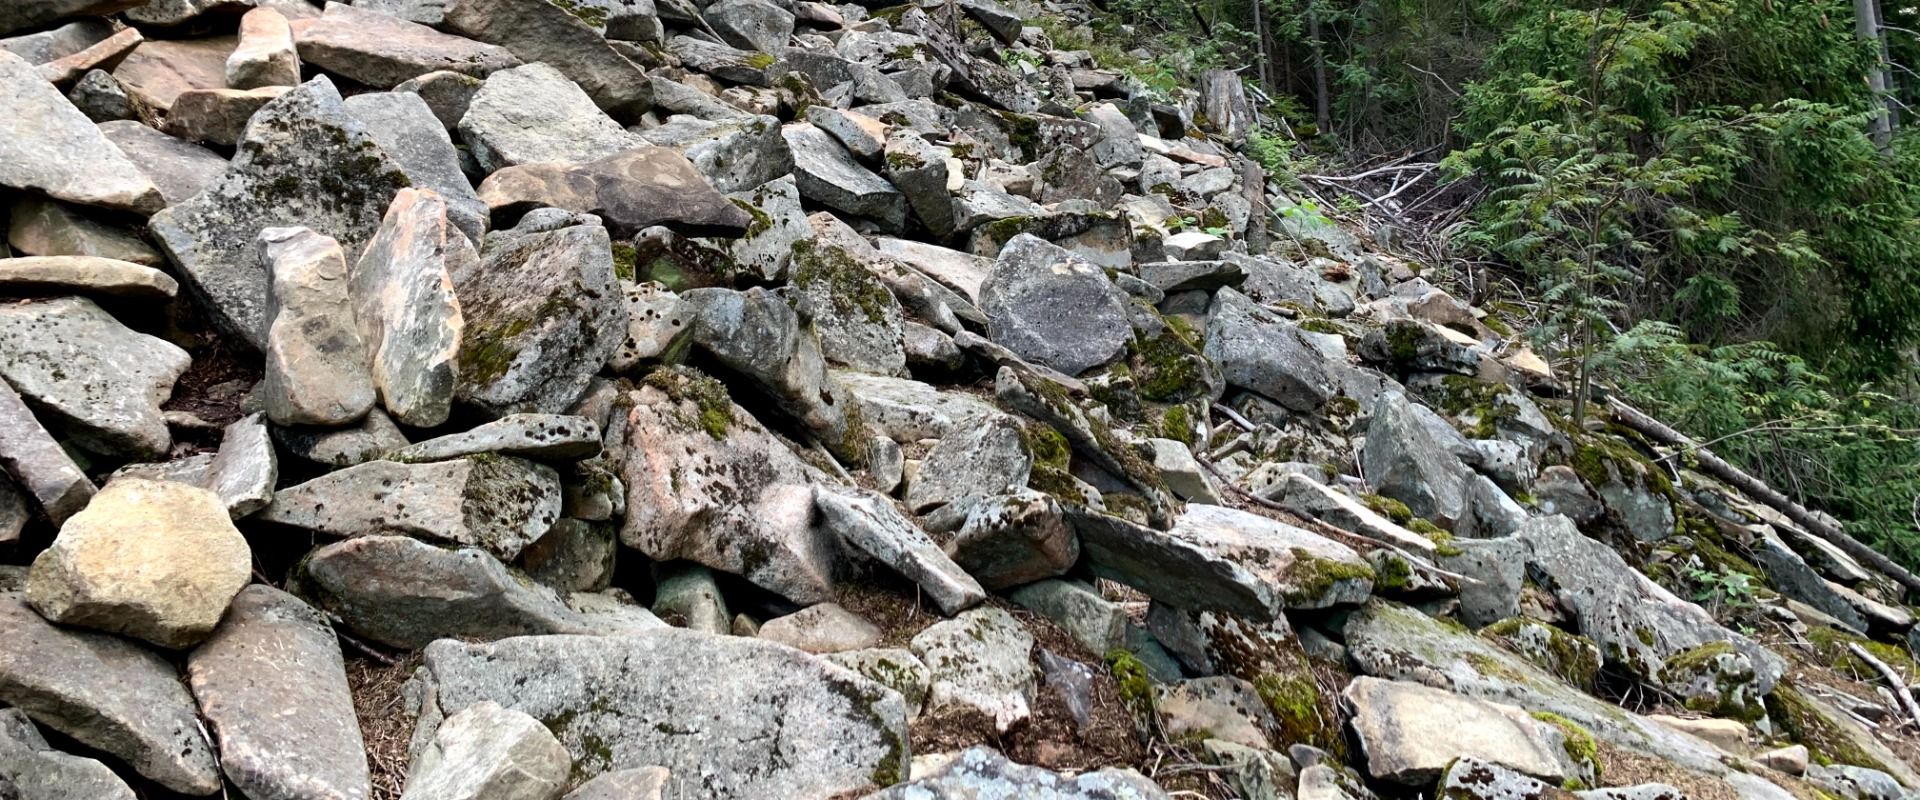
1606 397 1920 594
1858 0 1896 149
1308 1 1331 136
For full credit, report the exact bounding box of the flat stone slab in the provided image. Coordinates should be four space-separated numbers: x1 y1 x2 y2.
0 376 94 524
407 630 911 798
0 50 162 214
0 708 136 800
390 413 602 463
259 456 560 561
0 256 177 299
0 296 190 458
290 2 519 88
863 747 1168 799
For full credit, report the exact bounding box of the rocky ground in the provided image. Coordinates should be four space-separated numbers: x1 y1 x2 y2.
0 0 1918 799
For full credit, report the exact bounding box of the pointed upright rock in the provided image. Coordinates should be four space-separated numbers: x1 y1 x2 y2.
351 188 468 428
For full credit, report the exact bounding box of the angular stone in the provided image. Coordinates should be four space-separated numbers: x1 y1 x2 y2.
111 36 232 115
682 287 867 462
7 196 160 267
875 237 991 304
947 490 1078 590
95 120 227 207
227 7 300 89
642 114 792 195
400 701 568 800
825 649 930 714
151 77 411 349
610 282 691 370
708 0 794 53
783 122 907 230
564 767 671 800
787 238 907 376
650 561 730 633
352 187 470 428
456 211 627 415
0 593 220 794
394 414 602 463
1 20 111 65
1361 392 1474 529
520 518 616 592
1009 579 1128 655
27 478 250 649
1205 287 1334 413
882 130 957 238
290 3 520 89
0 378 93 524
408 631 911 797
344 92 490 243
395 70 483 130
907 414 1031 513
1155 676 1275 750
34 26 141 87
204 412 275 518
0 255 175 299
478 147 750 239
666 35 786 87
2 5 137 39
979 233 1131 376
0 707 136 800
274 408 410 467
441 0 653 120
458 62 648 173
1345 676 1574 784
1066 509 1272 621
0 297 188 458
0 51 162 214
815 488 987 615
863 747 1168 799
760 603 882 654
838 371 1002 442
262 456 560 560
910 607 1035 733
259 227 377 427
188 585 370 800
806 106 888 164
166 86 290 147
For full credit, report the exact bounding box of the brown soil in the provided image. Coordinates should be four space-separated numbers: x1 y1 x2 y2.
346 652 423 800
1593 740 1739 800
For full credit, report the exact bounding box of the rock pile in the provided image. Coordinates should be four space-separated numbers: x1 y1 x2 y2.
1 0 1917 799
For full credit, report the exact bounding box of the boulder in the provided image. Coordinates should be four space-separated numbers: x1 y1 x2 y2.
441 0 653 120
787 239 907 376
910 607 1035 733
400 701 569 800
1009 579 1128 655
95 120 227 207
1361 393 1473 529
0 255 175 300
407 631 911 797
1204 287 1335 413
343 91 490 243
259 227 378 427
946 490 1079 590
477 147 751 238
1155 676 1276 750
396 70 484 130
610 281 692 370
682 287 867 461
1344 676 1575 784
458 62 648 173
825 649 932 714
165 86 290 147
150 76 411 349
862 747 1168 799
815 488 987 615
708 0 795 53
0 593 221 794
1 1 144 37
783 122 907 230
0 707 136 800
393 414 602 463
1067 507 1284 620
26 478 251 649
226 7 300 89
907 414 1032 513
0 51 162 214
260 456 560 561
643 114 793 195
7 196 162 267
274 407 410 467
564 768 671 800
289 3 519 88
759 603 883 654
352 187 470 428
0 377 94 524
980 234 1131 376
666 35 785 87
882 130 957 238
187 586 371 800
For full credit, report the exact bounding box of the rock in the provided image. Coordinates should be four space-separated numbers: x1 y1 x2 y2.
477 147 751 238
787 238 907 376
294 535 616 649
863 747 1169 799
262 456 559 560
1037 147 1123 206
0 378 94 524
875 237 992 305
111 36 232 115
883 130 957 238
1148 438 1220 504
1009 579 1128 655
1435 759 1574 800
1361 393 1473 529
1156 676 1276 750
1479 619 1601 690
27 478 250 650
394 414 602 463
455 211 627 416
681 287 866 462
344 92 490 243
907 414 1031 513
187 586 371 800
826 648 931 714
441 0 653 120
400 701 569 800
666 35 785 87
0 255 176 299
910 607 1035 733
1758 744 1808 775
205 412 277 518
838 372 1002 441
227 7 300 89
0 593 220 794
521 518 616 591
7 196 162 267
458 62 648 173
649 561 730 634
0 707 136 800
290 3 520 88
166 86 290 147
980 233 1132 376
151 77 411 349
259 227 378 427
1139 260 1245 294
563 767 671 800
34 25 141 88
408 631 911 796
646 115 793 196
1 1 143 37
0 479 26 545
1344 676 1574 784
1 19 113 65
1645 714 1746 755
0 297 188 458
1068 507 1283 620
1807 765 1905 800
708 0 794 53
0 51 162 214
759 603 883 653
396 70 483 130
816 488 988 615
946 490 1079 590
95 120 227 206
1269 475 1436 554
350 188 469 428
1205 287 1334 413
610 282 692 370
274 408 410 467
783 122 907 230
806 106 888 164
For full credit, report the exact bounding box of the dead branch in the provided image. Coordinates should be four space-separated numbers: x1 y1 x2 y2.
1846 642 1920 730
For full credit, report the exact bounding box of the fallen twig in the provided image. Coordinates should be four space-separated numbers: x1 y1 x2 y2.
1847 642 1920 730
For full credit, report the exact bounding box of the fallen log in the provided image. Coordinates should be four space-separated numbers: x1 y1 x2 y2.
1606 397 1920 595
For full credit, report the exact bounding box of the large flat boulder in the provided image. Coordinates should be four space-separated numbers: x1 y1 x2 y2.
0 708 136 800
477 147 750 239
259 456 560 561
0 296 189 459
289 2 519 88
0 51 162 214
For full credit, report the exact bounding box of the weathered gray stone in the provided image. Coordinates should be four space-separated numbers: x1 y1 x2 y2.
682 287 867 462
1205 287 1335 413
708 0 794 53
838 372 1002 442
408 631 911 796
0 593 220 794
863 747 1168 799
667 35 786 87
352 187 470 428
1361 392 1474 529
563 767 670 800
907 414 1031 513
0 51 162 214
0 255 175 299
881 130 958 239
980 233 1131 376
817 488 988 615
205 412 276 518
290 3 519 88
455 211 627 415
478 146 750 239
825 648 930 715
344 92 489 243
1010 579 1129 655
151 77 411 349
1345 676 1575 785
783 122 907 230
610 282 691 370
650 561 730 634
1155 676 1275 750
396 70 484 130
393 414 602 463
274 407 410 467
261 456 560 560
910 607 1035 733
227 7 301 89
0 707 136 800
643 114 792 196
787 238 908 376
188 585 371 800
521 518 616 592
7 196 162 267
441 0 653 120
0 377 93 524
760 603 882 654
1269 474 1436 554
0 19 113 61
458 62 648 173
259 227 378 427
947 490 1078 591
95 120 227 207
400 701 569 800
0 296 188 458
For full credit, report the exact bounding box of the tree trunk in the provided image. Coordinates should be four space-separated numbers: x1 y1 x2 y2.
1857 0 1896 149
1308 1 1330 137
